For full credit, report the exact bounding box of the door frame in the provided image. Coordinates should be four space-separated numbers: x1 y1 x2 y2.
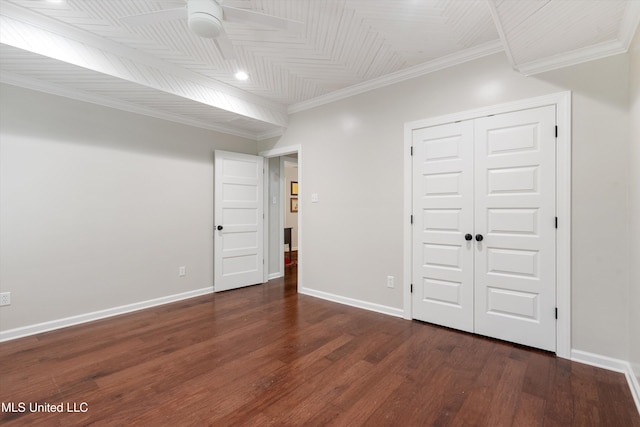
259 145 303 291
403 92 572 358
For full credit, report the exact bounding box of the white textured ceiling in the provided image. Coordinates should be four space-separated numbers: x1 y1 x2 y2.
0 0 638 139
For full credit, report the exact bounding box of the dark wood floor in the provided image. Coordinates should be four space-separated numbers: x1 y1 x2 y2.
1 261 638 426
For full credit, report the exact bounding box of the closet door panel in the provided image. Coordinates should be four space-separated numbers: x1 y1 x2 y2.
473 106 557 351
412 121 474 332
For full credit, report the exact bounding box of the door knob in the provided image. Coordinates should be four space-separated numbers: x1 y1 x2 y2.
465 233 473 241
217 225 223 231
475 234 483 242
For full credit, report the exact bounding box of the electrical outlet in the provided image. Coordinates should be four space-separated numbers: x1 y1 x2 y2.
0 292 11 306
387 276 395 288
179 266 186 277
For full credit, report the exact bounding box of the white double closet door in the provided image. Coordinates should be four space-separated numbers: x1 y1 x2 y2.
412 106 557 352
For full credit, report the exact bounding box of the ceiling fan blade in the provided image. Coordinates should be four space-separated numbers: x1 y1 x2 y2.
121 7 187 26
213 31 236 61
221 5 304 33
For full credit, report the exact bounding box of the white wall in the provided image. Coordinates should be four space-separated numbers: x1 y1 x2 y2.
0 83 257 333
629 28 640 382
284 159 299 250
259 52 631 360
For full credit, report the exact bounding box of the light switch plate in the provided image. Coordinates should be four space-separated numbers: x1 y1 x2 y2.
0 292 10 306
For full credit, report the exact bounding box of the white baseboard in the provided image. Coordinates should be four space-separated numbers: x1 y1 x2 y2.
0 287 214 343
632 361 640 383
571 349 640 415
299 287 405 319
268 272 284 280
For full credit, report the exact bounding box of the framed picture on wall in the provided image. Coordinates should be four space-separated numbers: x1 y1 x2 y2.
290 198 298 213
291 181 298 196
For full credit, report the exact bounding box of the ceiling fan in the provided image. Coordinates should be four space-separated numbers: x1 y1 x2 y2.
121 0 305 60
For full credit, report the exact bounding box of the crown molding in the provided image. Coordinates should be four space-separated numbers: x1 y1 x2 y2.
515 39 629 76
0 71 262 140
287 40 504 114
256 128 284 141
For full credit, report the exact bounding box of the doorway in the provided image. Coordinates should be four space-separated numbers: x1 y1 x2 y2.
260 145 302 292
283 157 298 271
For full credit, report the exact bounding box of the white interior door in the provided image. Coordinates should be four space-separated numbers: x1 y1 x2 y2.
214 150 264 292
412 121 475 333
473 106 556 351
412 105 557 352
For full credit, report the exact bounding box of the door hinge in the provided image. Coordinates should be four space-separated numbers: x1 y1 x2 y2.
555 217 558 228
555 126 558 138
410 146 414 156
555 307 558 319
410 214 413 225
410 284 413 293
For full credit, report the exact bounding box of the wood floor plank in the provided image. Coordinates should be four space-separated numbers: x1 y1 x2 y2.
511 392 546 427
263 359 375 425
544 357 578 425
1 264 638 426
450 386 494 426
483 357 528 426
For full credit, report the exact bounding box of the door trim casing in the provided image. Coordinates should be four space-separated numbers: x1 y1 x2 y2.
403 92 571 358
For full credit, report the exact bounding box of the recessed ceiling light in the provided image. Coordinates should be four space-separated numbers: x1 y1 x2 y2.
234 71 249 81
46 0 65 4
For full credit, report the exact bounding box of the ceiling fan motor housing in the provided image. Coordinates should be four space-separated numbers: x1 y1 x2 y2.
188 0 223 38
